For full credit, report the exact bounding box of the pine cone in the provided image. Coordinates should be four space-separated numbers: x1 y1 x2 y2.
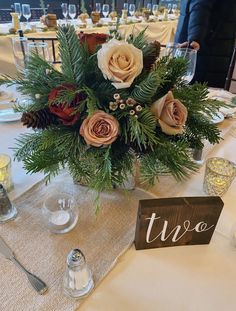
21 108 57 129
143 41 161 70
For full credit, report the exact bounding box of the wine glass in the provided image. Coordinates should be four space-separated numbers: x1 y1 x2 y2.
167 3 172 14
61 3 68 20
95 3 101 13
22 4 31 26
14 3 22 20
68 4 76 20
129 4 135 17
27 42 51 64
172 4 177 14
123 3 128 11
146 3 152 12
12 36 28 73
152 4 158 17
102 4 109 18
174 48 197 84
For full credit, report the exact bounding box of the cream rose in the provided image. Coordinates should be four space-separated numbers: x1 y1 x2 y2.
80 110 119 147
151 91 188 135
97 39 143 89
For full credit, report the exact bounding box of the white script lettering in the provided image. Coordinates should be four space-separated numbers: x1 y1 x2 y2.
146 213 214 244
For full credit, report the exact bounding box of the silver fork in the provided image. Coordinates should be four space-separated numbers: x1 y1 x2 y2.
0 235 48 294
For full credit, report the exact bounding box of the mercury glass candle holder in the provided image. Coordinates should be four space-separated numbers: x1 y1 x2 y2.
42 193 79 234
203 157 236 196
0 154 13 192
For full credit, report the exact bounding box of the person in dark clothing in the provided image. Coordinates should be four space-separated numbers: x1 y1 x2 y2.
175 0 236 88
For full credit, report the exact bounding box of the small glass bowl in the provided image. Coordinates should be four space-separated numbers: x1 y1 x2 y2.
42 193 79 234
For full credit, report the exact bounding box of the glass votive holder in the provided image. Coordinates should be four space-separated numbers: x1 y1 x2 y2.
203 157 236 196
42 193 79 234
0 154 13 192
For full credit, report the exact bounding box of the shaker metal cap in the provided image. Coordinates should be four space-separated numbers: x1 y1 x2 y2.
67 249 86 266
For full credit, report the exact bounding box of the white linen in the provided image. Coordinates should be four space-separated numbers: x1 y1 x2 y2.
0 20 177 77
1 85 236 310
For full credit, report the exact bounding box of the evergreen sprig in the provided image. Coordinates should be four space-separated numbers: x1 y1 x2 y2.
2 25 226 204
57 25 88 84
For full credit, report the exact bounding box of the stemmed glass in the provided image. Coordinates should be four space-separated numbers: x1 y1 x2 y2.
172 4 177 15
123 3 128 11
22 4 31 27
167 3 172 14
14 3 22 20
152 4 159 17
12 37 28 73
61 3 68 20
68 4 76 21
174 48 197 84
146 3 152 12
129 4 135 17
102 4 109 18
95 3 101 13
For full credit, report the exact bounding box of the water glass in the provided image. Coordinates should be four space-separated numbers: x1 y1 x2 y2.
129 4 135 17
22 4 31 23
68 4 76 20
102 4 109 18
14 3 22 19
61 3 68 19
203 157 236 196
0 154 13 192
12 36 28 72
42 192 79 234
27 42 51 63
174 48 197 84
95 2 101 13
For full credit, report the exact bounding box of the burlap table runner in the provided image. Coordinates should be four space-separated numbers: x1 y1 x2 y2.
0 171 154 311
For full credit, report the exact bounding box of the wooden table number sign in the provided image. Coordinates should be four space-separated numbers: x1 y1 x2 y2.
134 197 224 250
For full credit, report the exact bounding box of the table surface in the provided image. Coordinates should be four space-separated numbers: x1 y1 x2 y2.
0 19 178 77
1 85 236 311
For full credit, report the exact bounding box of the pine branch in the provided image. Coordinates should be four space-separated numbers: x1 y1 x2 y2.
127 26 148 50
126 108 160 149
140 140 199 185
131 69 164 104
57 25 89 84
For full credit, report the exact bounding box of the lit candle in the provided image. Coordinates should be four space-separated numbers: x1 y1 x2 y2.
49 210 70 227
0 154 13 192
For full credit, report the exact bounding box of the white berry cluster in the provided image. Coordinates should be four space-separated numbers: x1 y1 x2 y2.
109 94 143 118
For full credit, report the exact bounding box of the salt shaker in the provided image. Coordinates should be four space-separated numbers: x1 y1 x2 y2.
0 184 17 223
63 249 94 298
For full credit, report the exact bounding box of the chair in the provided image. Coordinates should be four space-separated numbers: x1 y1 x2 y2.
27 37 60 64
225 45 236 91
0 9 12 23
30 8 48 21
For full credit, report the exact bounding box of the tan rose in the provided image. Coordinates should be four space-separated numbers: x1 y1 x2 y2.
80 110 119 147
97 39 143 89
151 91 188 135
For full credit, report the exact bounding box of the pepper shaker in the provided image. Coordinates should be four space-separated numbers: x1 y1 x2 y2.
63 249 94 298
0 184 17 223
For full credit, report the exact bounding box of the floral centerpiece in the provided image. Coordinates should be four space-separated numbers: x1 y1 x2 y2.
0 26 225 206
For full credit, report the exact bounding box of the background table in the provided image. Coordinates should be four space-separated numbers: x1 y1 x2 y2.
0 85 236 310
0 20 178 77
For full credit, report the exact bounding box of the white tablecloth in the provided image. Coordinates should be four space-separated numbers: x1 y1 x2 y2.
0 20 177 77
1 85 236 311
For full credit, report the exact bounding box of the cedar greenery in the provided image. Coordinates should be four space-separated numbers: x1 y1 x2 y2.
0 25 228 206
